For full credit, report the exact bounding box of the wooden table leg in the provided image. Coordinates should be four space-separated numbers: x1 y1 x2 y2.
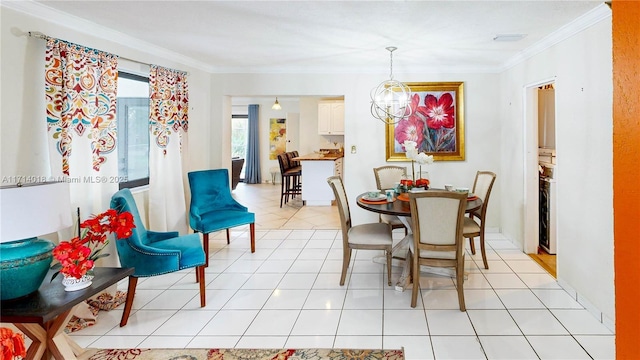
45 309 94 360
15 323 47 360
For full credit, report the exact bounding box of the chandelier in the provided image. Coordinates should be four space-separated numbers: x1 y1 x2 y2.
370 46 412 125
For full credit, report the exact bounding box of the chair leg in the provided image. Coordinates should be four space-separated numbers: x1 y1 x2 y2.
250 222 256 253
198 265 206 307
468 237 476 255
280 177 286 208
409 250 419 308
120 276 138 327
386 249 392 286
456 264 466 312
203 233 210 268
226 229 231 244
340 248 351 286
480 233 488 269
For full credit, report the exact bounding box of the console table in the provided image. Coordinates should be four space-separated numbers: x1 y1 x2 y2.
1 267 134 360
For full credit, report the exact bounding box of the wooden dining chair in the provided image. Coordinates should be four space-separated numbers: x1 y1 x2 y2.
407 191 467 310
373 166 408 235
327 175 394 286
463 171 497 269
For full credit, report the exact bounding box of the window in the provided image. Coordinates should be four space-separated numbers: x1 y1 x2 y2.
117 72 150 189
231 114 248 179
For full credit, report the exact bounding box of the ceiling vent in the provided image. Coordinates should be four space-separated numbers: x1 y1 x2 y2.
493 34 527 42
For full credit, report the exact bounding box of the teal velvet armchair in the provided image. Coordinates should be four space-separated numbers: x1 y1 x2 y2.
188 169 256 268
110 188 206 327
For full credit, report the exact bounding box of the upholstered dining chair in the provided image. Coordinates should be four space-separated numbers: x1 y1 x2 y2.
463 171 497 269
110 188 206 327
408 191 468 310
373 165 408 234
327 175 394 286
188 169 256 266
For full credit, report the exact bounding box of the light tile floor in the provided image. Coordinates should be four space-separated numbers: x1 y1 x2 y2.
66 183 614 359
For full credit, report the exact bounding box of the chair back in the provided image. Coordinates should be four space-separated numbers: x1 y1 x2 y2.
374 166 407 190
187 169 236 228
471 171 497 220
277 153 290 174
409 191 467 259
326 176 351 242
110 188 148 247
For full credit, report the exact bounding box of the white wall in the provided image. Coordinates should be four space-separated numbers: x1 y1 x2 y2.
499 17 613 323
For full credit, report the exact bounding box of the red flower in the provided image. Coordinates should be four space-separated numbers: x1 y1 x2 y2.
394 116 425 148
424 93 455 130
1 327 26 360
51 208 136 279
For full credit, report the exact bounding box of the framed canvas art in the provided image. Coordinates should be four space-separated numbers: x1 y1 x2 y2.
386 82 465 161
269 118 286 160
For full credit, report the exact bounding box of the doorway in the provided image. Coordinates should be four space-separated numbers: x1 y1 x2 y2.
523 78 557 278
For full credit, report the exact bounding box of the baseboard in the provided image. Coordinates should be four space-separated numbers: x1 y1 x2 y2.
557 278 615 333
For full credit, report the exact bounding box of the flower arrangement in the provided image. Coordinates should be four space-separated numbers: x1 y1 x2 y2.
51 209 135 280
403 140 434 188
1 327 26 360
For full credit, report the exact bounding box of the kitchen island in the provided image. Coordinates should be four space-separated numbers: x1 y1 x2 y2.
292 152 343 206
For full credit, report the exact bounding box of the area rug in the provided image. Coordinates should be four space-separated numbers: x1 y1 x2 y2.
86 347 405 360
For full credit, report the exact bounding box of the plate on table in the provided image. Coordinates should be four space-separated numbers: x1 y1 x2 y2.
363 194 387 201
467 193 479 201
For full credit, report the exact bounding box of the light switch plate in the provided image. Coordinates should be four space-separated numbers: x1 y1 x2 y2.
351 145 356 154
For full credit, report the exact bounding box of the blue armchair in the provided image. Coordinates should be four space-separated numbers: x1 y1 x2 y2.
110 188 206 327
188 169 256 267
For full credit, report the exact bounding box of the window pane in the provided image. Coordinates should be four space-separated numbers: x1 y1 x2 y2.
231 116 248 179
117 74 149 188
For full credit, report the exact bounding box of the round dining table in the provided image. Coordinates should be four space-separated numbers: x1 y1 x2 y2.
355 189 483 291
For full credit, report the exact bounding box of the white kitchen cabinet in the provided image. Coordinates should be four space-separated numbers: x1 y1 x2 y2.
318 101 344 135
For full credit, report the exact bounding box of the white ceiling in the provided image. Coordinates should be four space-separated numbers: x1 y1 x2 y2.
24 0 606 74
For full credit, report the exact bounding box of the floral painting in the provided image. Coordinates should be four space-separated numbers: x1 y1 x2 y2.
269 118 287 160
386 82 465 161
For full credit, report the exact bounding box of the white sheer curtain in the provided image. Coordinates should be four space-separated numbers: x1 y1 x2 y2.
148 65 189 233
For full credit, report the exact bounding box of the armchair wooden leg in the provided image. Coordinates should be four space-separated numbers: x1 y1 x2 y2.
120 276 138 327
250 223 256 253
203 233 210 268
198 265 206 307
226 229 231 244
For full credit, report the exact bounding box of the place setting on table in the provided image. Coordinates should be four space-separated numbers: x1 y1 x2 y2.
356 181 482 291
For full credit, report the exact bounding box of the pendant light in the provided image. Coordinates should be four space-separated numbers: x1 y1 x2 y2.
370 47 412 124
272 97 282 110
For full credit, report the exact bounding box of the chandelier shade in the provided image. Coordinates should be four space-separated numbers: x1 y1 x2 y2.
370 47 412 125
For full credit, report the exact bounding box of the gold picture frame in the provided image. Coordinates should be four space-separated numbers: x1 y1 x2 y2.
385 82 465 161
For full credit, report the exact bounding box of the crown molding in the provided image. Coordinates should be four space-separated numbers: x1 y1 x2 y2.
1 0 214 73
500 3 611 71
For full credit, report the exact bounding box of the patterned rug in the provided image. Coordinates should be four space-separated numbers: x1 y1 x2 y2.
86 348 405 360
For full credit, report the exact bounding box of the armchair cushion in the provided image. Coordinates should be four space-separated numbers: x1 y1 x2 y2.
194 209 255 234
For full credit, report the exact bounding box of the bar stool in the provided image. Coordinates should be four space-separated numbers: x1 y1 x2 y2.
277 153 302 207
